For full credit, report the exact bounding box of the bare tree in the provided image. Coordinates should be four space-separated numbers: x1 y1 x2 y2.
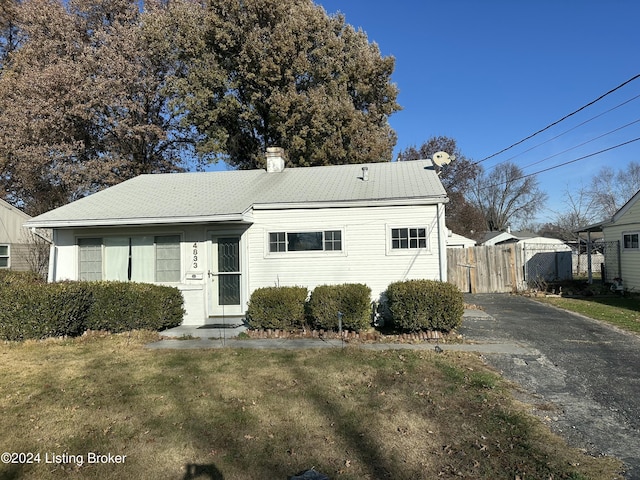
469 162 547 231
588 161 640 220
397 136 485 238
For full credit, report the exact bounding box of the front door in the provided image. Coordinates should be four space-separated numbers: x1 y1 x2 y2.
209 235 243 317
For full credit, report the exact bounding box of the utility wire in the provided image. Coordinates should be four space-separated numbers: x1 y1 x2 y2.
478 137 640 190
475 73 640 165
519 118 640 170
487 92 640 169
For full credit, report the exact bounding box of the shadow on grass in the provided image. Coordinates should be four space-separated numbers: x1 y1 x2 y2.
183 463 224 479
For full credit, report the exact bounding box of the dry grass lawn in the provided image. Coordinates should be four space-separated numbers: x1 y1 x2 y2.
0 331 624 479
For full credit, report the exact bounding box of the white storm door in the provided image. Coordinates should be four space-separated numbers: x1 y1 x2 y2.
209 236 243 316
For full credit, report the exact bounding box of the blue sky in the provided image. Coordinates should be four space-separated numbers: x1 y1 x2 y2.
315 0 640 224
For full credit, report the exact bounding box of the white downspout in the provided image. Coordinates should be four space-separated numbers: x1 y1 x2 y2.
437 202 447 282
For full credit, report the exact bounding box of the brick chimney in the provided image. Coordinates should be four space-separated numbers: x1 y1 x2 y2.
266 147 286 173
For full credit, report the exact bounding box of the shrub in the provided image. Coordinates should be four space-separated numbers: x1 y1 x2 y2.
308 283 372 332
247 286 308 330
0 280 184 341
85 282 184 333
385 279 464 332
0 269 44 287
0 282 92 341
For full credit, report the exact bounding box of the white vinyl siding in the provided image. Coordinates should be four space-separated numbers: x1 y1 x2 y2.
249 204 443 298
603 196 640 291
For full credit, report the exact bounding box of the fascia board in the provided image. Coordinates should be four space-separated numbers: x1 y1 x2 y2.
251 197 448 210
24 214 250 229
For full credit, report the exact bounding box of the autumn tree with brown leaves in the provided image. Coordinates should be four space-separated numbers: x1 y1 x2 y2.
0 0 199 214
0 0 400 214
397 136 486 239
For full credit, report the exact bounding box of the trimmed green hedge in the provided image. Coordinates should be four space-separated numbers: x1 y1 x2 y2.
386 279 464 332
0 280 184 341
0 282 92 341
307 283 372 332
85 282 185 333
0 269 44 287
246 286 308 330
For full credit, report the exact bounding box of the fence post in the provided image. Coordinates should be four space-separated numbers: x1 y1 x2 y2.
587 231 592 284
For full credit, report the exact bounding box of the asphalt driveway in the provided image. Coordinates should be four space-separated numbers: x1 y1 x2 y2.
462 293 640 480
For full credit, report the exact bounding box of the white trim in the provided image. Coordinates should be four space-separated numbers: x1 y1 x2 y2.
26 214 251 229
75 232 185 283
622 231 640 250
252 198 447 211
207 229 248 318
0 244 10 269
264 228 347 258
385 224 432 256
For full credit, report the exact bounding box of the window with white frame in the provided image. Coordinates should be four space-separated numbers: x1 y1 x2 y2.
268 230 342 253
623 232 640 250
391 227 427 249
0 244 9 268
78 235 181 282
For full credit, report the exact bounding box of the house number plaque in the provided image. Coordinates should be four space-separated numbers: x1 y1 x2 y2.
192 243 199 270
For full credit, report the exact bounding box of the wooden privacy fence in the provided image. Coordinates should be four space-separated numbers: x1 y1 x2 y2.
447 245 520 293
448 244 574 293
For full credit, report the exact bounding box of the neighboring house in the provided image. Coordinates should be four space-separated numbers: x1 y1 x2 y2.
446 231 476 249
480 229 572 284
578 189 640 290
480 229 537 246
0 198 44 273
25 152 450 325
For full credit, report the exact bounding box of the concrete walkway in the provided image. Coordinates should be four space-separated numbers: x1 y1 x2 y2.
146 309 537 355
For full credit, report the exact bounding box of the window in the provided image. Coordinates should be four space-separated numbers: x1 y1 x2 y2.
623 233 639 249
324 230 342 251
0 245 9 268
78 235 181 282
79 238 102 280
269 232 286 252
155 236 181 282
269 231 342 253
392 228 427 249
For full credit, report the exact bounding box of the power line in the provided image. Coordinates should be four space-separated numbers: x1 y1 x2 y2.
487 92 640 169
479 137 640 190
475 73 640 165
519 118 640 170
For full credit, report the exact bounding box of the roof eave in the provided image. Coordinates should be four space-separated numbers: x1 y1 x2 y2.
252 196 448 210
25 213 252 229
574 219 612 233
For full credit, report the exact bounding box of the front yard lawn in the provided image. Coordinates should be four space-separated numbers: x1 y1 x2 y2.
0 331 623 479
535 294 640 334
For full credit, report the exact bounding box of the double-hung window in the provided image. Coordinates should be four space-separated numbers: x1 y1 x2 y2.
269 230 342 253
623 232 640 250
391 228 427 250
78 235 181 282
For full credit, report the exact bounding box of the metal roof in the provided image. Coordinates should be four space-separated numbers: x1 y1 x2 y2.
26 160 448 228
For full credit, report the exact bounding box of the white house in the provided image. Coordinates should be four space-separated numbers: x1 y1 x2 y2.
25 152 449 325
578 189 640 290
446 231 476 249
